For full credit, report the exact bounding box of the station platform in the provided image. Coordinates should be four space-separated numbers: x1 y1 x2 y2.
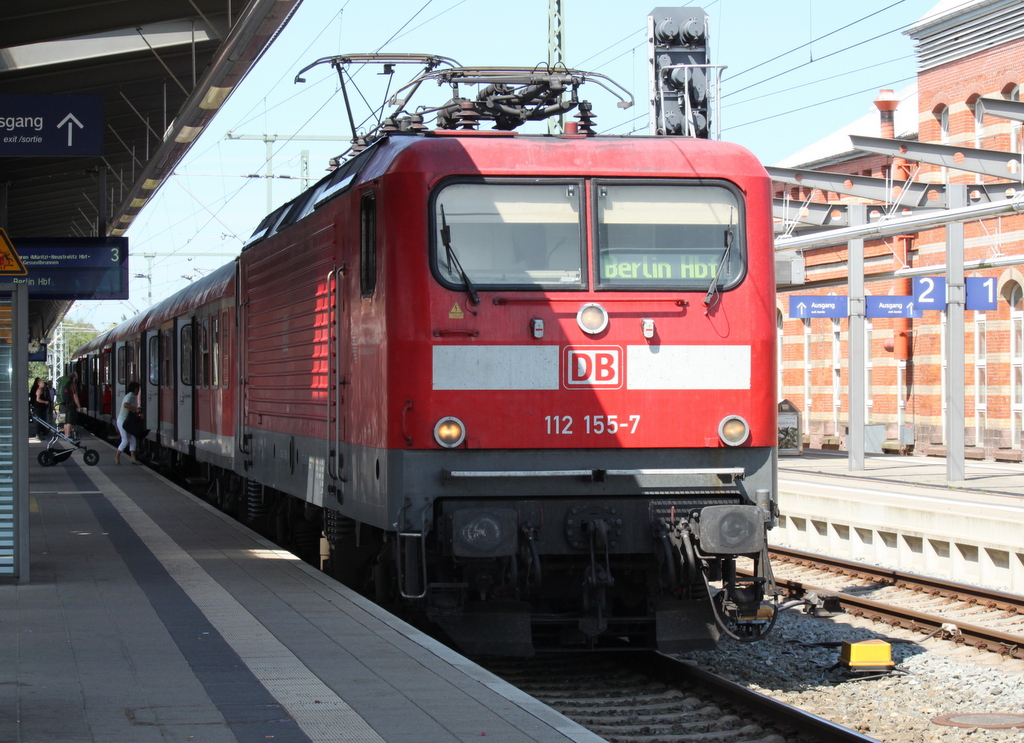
776 450 1024 593
4 436 604 743
779 449 1024 499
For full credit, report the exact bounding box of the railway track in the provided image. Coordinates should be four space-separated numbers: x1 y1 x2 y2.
763 545 1024 659
484 651 879 743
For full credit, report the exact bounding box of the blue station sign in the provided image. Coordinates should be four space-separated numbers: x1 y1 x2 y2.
966 276 998 311
788 295 848 319
10 237 128 300
913 276 946 311
0 94 103 157
866 295 921 318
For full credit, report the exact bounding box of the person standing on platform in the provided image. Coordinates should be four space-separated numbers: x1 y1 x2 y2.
62 372 81 439
115 381 142 465
30 377 49 440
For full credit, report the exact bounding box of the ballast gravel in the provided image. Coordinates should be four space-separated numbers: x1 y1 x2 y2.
675 608 1024 742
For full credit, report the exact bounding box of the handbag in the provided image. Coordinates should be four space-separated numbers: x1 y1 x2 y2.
124 411 149 440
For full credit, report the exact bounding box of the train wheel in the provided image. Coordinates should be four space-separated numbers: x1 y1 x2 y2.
37 450 55 467
83 449 100 466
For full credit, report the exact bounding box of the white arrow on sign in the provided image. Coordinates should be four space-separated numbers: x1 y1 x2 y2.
57 113 84 146
797 301 807 315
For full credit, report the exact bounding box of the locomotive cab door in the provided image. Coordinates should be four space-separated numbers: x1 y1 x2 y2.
175 316 195 450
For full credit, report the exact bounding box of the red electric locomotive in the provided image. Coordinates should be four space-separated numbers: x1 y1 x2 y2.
72 62 779 655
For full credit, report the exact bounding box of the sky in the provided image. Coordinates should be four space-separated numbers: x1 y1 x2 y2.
65 0 940 329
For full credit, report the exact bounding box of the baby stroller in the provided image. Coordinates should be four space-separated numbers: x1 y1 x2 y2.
32 414 100 467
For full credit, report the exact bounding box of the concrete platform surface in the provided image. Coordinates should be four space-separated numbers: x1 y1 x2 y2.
3 438 604 743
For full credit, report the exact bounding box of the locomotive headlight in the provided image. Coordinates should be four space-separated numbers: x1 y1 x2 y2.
718 415 749 446
434 416 466 448
577 303 609 334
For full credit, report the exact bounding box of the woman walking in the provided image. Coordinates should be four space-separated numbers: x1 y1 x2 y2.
115 381 142 465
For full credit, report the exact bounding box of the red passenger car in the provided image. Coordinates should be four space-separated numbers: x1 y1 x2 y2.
73 65 778 655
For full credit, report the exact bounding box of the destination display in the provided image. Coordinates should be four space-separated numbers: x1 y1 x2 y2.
10 237 128 300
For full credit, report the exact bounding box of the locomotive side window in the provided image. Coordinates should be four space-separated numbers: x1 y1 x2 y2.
595 183 744 291
360 191 377 297
432 182 584 289
180 325 193 386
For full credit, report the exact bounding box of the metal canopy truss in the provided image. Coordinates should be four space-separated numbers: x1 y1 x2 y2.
773 199 850 232
850 134 1024 180
768 167 1015 212
979 96 1024 123
0 0 303 344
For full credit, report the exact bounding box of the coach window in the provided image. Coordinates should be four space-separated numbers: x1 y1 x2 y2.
360 191 377 297
200 319 210 388
117 346 126 384
181 325 193 386
211 315 220 388
221 309 230 388
594 182 743 291
431 181 584 289
148 336 160 385
161 332 173 388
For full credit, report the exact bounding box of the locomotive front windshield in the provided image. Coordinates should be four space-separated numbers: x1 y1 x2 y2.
596 183 744 290
431 180 744 292
433 182 584 289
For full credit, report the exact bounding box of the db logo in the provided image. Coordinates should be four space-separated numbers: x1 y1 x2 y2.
563 346 622 389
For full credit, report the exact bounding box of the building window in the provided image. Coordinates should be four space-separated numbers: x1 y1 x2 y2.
1011 283 1024 447
832 316 842 433
1008 85 1021 154
975 313 987 445
865 318 873 416
974 101 985 183
938 106 950 183
803 318 812 437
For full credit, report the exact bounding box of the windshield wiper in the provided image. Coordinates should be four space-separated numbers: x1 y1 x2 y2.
439 205 480 306
703 209 736 312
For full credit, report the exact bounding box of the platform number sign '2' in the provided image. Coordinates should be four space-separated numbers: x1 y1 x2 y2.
913 276 998 312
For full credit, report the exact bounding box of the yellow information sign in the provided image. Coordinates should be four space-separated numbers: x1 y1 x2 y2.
0 229 27 275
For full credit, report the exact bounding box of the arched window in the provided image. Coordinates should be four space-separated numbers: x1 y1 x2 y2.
1007 85 1021 154
938 106 950 183
974 311 987 446
1010 282 1024 447
832 316 842 434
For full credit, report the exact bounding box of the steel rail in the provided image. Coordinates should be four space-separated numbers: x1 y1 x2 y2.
765 546 1024 658
635 651 883 743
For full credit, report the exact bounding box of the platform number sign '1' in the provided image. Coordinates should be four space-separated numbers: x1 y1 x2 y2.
966 277 998 311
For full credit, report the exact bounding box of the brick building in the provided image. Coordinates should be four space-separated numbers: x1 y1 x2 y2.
773 0 1024 460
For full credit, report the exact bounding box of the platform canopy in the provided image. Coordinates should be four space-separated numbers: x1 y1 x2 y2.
0 0 302 343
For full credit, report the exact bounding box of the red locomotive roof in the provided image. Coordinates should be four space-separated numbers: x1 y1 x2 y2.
370 132 769 185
